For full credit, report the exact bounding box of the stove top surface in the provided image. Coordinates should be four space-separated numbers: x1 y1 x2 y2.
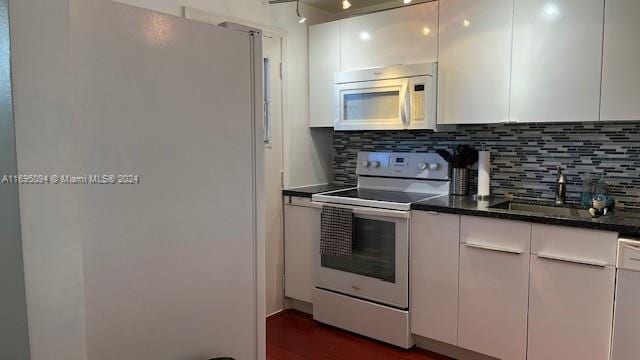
322 188 441 204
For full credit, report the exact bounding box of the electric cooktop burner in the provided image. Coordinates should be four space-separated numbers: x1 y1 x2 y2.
322 188 441 205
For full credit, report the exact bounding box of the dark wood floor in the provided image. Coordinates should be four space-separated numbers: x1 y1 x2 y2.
267 310 452 360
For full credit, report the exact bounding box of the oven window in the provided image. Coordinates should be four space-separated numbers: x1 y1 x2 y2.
343 91 400 121
321 218 396 283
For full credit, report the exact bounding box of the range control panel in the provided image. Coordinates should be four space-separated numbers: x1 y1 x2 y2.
356 152 450 180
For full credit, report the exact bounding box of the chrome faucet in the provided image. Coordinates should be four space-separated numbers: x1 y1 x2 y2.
555 166 567 206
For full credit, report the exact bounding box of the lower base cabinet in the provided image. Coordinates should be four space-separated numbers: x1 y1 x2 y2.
284 198 320 303
458 244 530 360
410 211 460 345
458 217 531 360
409 213 618 360
527 255 616 360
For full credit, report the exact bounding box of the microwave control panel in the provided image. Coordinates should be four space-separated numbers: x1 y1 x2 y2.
356 152 449 180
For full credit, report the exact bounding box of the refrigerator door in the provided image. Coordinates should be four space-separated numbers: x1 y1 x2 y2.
12 0 264 359
0 1 31 359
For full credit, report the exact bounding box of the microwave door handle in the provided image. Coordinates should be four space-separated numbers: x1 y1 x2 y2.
400 81 411 129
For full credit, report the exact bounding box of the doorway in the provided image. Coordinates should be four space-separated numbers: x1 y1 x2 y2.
263 34 286 316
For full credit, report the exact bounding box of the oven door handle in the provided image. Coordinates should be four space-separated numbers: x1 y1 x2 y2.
310 202 409 219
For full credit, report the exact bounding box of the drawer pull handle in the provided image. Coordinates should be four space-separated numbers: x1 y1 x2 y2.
624 244 640 252
463 242 523 255
537 253 607 268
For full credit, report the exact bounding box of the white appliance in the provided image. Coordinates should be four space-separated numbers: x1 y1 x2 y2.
611 238 640 360
11 1 264 359
311 152 450 348
334 63 438 131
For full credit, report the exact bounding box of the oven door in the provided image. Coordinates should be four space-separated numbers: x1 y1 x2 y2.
334 78 410 131
313 203 409 309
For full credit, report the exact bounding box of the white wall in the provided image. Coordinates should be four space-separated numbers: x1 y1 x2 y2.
112 0 335 189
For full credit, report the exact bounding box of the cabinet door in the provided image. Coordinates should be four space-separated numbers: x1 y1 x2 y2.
309 21 340 128
410 211 460 345
510 0 605 123
527 255 615 360
437 0 513 124
339 2 438 71
458 217 530 360
284 203 320 303
601 0 640 121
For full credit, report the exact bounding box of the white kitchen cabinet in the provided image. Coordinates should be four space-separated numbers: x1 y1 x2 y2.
510 0 605 123
437 0 513 124
527 224 617 360
410 211 460 345
601 0 640 121
339 2 438 71
458 216 531 360
284 197 320 303
309 21 340 128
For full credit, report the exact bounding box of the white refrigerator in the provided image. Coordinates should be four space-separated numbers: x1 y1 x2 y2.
10 0 264 359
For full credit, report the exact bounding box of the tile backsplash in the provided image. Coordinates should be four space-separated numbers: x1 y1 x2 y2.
333 122 640 209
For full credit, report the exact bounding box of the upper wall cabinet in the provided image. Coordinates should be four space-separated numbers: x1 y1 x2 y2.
309 21 340 128
601 0 640 121
437 0 514 125
339 2 438 71
510 0 605 123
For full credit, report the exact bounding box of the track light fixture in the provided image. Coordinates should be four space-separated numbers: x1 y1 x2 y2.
267 0 306 24
297 0 307 23
342 0 352 10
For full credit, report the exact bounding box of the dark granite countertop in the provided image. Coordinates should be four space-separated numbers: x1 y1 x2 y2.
283 184 352 198
412 195 640 237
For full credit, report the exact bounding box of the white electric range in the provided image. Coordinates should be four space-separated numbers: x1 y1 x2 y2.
311 151 450 349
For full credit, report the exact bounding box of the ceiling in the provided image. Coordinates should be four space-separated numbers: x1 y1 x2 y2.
302 0 429 13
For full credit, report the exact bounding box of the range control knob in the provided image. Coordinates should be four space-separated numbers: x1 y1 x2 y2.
418 162 428 171
372 161 381 168
429 163 440 171
361 160 371 168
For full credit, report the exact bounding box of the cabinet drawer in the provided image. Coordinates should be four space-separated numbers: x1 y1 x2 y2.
531 224 618 266
460 216 531 252
618 239 640 270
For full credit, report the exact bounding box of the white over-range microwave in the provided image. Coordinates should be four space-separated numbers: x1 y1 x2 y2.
334 62 437 131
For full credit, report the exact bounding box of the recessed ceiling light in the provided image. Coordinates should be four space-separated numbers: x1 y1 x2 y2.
462 19 471 27
342 0 352 10
404 0 413 4
359 31 371 41
422 27 431 36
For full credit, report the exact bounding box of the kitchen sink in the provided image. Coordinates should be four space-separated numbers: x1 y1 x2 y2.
490 202 593 218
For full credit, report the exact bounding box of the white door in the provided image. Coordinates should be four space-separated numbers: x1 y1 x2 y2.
263 34 285 316
12 1 264 359
437 0 514 124
309 21 340 128
410 211 460 345
458 217 531 360
601 0 640 121
528 225 617 360
527 256 615 360
339 2 438 70
284 200 320 303
510 0 605 123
